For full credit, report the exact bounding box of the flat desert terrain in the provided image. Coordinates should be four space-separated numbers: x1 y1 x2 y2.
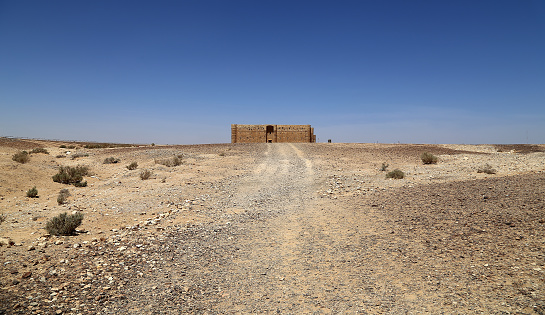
1 138 544 314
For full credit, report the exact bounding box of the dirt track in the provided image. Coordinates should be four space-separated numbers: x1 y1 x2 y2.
1 141 544 314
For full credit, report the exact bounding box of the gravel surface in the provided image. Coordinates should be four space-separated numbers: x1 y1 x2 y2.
1 142 544 314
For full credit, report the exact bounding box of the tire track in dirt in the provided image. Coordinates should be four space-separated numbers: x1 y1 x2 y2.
210 144 396 313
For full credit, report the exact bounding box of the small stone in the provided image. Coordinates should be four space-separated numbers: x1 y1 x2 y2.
27 245 36 251
0 238 14 246
21 271 32 279
12 279 20 285
55 240 63 245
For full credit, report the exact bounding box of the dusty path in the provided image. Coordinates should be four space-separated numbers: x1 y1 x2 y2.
124 143 424 313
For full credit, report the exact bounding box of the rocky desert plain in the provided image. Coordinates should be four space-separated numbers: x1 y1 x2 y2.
0 137 544 314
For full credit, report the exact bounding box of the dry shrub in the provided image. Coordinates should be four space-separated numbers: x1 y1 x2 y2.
26 186 38 198
477 164 496 174
30 148 49 154
52 165 89 185
140 169 152 180
155 156 182 167
103 157 120 164
57 189 71 205
421 152 438 164
45 212 83 236
70 153 89 160
386 169 405 179
12 151 30 163
126 162 138 170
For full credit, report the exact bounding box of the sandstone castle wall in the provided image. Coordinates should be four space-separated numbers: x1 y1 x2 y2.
231 124 316 143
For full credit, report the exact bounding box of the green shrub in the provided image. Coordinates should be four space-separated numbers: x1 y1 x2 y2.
477 164 496 174
52 166 89 185
30 148 49 154
12 151 30 164
421 152 438 164
103 157 120 164
380 162 389 171
386 169 405 179
126 162 138 170
45 212 83 236
140 169 152 180
26 186 38 198
57 189 71 205
155 156 182 167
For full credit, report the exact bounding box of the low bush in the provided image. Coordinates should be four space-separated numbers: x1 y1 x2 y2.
421 152 438 164
73 181 88 187
0 213 5 224
386 169 405 179
12 151 30 164
380 162 389 171
57 189 71 205
71 153 89 160
52 166 89 185
477 164 496 174
140 169 152 180
59 145 67 148
103 157 120 164
55 155 66 158
30 148 49 154
155 156 182 167
45 212 83 236
26 186 38 198
126 162 138 170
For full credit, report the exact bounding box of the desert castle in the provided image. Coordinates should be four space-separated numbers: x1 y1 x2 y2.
231 124 316 143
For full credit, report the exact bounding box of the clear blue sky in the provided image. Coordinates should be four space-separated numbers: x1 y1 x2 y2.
1 1 544 144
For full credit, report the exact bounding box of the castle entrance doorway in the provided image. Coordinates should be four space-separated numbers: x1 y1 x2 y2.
266 125 275 143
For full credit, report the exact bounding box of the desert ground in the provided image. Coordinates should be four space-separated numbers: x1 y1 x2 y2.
0 137 544 314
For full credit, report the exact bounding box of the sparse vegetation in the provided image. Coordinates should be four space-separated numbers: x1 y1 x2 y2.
57 189 71 205
12 151 30 163
155 156 182 167
103 157 121 164
26 186 38 198
0 213 5 224
380 162 389 171
140 169 152 180
477 164 497 174
45 212 83 236
84 143 134 149
52 165 90 185
219 152 226 157
126 162 138 170
421 152 438 164
56 154 66 158
59 145 67 148
71 153 89 160
386 169 405 179
73 181 88 187
30 148 49 154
